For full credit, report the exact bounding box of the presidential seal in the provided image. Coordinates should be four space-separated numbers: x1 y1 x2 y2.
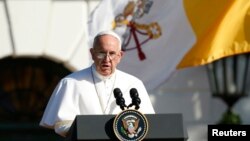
113 109 148 141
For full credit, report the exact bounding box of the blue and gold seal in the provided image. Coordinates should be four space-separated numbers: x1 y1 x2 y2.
113 109 148 141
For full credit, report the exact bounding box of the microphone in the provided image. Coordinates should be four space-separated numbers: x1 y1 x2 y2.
128 88 141 110
113 88 127 110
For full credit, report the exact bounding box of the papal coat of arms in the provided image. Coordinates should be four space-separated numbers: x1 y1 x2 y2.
112 0 162 61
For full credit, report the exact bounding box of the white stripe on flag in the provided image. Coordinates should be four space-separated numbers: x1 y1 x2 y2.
88 0 196 91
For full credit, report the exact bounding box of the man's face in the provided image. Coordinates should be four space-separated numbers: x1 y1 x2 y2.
90 35 123 76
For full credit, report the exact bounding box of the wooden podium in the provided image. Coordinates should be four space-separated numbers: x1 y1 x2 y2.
66 113 188 141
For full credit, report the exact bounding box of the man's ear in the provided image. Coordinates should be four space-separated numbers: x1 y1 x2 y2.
117 51 124 64
90 48 95 60
120 51 124 58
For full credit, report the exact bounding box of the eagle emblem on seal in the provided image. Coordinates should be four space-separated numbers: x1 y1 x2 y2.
122 118 141 138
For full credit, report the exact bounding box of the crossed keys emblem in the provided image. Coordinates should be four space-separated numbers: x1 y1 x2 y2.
112 0 162 61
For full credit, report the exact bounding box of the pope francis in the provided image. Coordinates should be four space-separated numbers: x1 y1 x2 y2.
39 30 155 137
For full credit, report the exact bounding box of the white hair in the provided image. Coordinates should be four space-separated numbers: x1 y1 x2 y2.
93 30 122 50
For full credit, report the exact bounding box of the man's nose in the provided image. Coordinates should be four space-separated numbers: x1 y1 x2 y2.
104 53 111 61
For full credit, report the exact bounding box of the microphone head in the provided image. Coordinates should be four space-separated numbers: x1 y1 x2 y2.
130 88 139 98
113 88 127 110
114 88 122 98
129 88 141 110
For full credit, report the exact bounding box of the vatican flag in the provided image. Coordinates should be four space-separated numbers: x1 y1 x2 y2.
88 0 250 91
178 0 250 68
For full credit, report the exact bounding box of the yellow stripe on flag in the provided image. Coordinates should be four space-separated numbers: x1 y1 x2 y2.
178 0 250 68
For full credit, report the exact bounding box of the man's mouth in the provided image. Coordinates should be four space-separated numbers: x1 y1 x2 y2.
102 64 110 68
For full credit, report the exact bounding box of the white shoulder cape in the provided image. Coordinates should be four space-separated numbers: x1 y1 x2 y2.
40 66 155 130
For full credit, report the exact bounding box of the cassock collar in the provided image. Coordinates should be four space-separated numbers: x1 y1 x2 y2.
91 64 116 81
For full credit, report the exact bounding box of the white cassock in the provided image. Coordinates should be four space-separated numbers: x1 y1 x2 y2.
39 65 155 137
